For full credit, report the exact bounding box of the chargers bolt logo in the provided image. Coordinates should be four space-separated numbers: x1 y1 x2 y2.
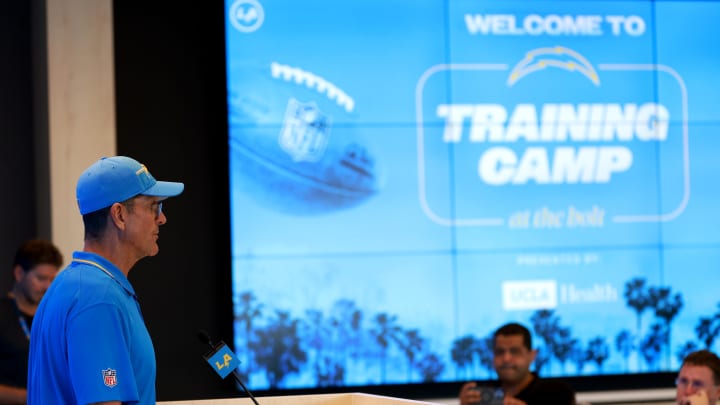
508 46 599 86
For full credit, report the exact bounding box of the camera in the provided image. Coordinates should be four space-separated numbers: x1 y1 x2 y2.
471 386 504 405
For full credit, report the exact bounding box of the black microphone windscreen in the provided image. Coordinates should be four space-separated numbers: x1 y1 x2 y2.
197 329 213 347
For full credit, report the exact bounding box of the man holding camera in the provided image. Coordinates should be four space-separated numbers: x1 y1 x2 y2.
458 323 576 405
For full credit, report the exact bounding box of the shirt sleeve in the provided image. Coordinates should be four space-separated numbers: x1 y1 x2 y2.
67 303 140 404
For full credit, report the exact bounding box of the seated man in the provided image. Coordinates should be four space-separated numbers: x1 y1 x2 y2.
0 239 62 405
459 322 575 405
676 349 720 405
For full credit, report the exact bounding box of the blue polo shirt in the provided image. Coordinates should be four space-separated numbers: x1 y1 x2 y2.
27 251 156 405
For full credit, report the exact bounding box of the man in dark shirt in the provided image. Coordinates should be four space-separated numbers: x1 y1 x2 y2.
459 323 576 405
0 240 62 405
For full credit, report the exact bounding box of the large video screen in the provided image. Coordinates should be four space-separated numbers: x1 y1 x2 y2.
225 0 720 392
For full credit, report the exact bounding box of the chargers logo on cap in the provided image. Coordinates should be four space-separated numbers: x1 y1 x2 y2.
134 163 156 189
136 164 149 176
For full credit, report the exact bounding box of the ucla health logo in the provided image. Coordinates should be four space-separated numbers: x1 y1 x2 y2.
502 280 558 311
416 46 688 228
229 0 264 33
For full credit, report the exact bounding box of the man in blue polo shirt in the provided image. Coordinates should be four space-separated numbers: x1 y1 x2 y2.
27 156 184 405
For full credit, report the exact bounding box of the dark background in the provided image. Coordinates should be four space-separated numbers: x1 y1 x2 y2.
0 0 677 401
113 0 236 400
0 1 40 292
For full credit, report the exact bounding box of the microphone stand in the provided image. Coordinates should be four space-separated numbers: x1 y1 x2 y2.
231 367 261 405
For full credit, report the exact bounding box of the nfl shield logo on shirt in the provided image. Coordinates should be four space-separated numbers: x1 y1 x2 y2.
102 368 118 388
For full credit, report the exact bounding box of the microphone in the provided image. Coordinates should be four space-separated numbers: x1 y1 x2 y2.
197 329 260 405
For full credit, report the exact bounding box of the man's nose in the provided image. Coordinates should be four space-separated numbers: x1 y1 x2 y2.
158 210 167 225
682 384 697 396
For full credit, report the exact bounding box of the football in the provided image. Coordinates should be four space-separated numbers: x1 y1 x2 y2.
228 62 381 215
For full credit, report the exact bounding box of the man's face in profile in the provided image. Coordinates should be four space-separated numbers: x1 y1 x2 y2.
676 364 719 405
493 334 536 385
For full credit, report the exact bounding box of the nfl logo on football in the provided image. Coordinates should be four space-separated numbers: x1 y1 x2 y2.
279 98 330 163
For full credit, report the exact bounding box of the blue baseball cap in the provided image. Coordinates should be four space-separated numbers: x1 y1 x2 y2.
76 156 185 215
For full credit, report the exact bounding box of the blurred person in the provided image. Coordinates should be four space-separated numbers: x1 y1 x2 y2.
459 322 576 405
676 349 720 405
0 239 62 404
27 156 184 405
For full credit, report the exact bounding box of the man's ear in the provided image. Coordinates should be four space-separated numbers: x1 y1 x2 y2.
529 348 538 363
12 265 24 283
109 203 128 230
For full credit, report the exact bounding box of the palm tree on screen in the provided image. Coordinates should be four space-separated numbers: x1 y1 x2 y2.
624 277 650 370
570 341 588 374
235 290 264 375
398 328 424 381
417 353 445 382
552 326 574 374
534 350 551 375
475 335 495 378
370 312 402 383
640 323 666 371
317 358 344 387
676 341 699 365
451 335 477 379
329 299 363 382
251 310 307 389
695 316 720 350
587 337 609 373
615 329 634 372
302 309 330 385
649 286 683 368
530 309 561 373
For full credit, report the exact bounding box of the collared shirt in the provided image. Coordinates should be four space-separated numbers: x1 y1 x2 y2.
27 251 156 404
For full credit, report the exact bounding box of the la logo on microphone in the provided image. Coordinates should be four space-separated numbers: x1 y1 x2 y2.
205 343 240 379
